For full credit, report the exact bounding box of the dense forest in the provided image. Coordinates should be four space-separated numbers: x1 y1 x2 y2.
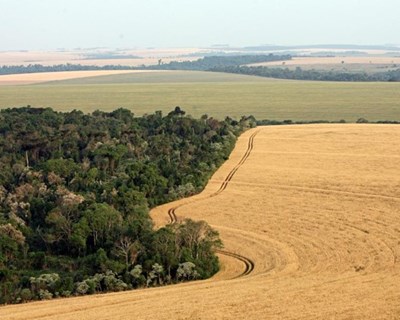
0 107 255 304
210 65 400 82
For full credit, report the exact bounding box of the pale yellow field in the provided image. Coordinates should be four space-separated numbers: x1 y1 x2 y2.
0 51 78 65
0 48 201 67
2 124 400 319
0 70 167 85
279 48 394 55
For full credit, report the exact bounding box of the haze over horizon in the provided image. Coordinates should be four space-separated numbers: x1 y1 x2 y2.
1 0 399 51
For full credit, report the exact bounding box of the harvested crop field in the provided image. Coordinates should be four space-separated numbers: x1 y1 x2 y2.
0 70 162 85
2 124 400 319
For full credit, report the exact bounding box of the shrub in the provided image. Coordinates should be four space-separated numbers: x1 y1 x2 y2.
147 263 164 287
61 290 71 297
130 265 145 287
356 117 369 123
30 273 60 297
19 288 33 302
38 289 53 300
103 270 128 292
75 281 90 295
177 262 199 281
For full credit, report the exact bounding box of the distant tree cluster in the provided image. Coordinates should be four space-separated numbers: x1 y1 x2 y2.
256 119 345 126
147 54 292 71
0 107 255 304
209 65 400 82
256 118 400 125
0 64 138 75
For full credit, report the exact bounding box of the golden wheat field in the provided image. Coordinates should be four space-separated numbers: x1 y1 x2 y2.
2 124 400 319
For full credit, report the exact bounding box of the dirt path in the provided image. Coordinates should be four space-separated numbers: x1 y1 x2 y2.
166 130 259 279
2 124 400 319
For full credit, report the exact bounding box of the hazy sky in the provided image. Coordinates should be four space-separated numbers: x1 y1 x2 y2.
1 0 399 50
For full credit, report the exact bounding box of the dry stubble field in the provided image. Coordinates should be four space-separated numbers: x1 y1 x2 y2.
1 124 400 319
0 70 163 85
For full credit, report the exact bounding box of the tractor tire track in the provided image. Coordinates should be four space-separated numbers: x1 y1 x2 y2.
215 249 255 278
211 130 259 196
167 130 260 278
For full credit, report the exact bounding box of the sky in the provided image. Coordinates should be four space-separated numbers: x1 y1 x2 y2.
1 0 399 50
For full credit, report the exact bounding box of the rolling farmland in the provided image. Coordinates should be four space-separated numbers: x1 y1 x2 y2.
2 124 400 319
0 71 400 121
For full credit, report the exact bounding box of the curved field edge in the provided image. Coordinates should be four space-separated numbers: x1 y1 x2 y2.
0 128 259 319
1 125 400 319
162 130 260 279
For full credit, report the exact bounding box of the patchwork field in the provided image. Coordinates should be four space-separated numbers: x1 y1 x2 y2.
0 71 400 121
2 124 399 319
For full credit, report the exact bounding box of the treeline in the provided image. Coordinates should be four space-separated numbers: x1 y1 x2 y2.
0 107 255 304
0 55 290 75
149 54 291 70
257 118 400 125
210 66 400 82
0 64 137 75
257 119 346 126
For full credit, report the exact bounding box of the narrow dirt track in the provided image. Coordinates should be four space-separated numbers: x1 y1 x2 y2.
167 130 259 278
2 124 400 319
167 130 259 224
